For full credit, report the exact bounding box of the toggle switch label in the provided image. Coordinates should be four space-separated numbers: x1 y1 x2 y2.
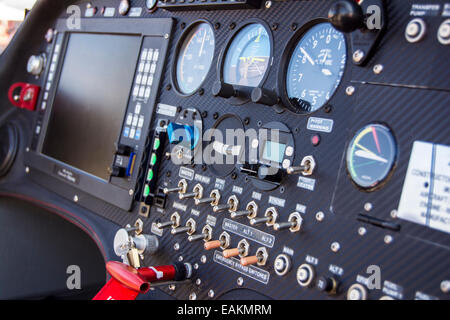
213 251 270 285
222 218 275 248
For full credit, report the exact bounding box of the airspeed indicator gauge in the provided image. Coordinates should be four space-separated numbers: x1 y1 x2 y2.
282 22 347 114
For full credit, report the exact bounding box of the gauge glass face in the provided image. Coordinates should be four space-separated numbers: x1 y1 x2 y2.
223 23 271 87
286 23 346 113
175 22 215 95
346 124 397 190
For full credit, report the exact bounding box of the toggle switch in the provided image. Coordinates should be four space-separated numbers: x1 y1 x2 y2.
171 218 196 235
230 201 258 219
213 195 239 213
188 225 213 242
273 212 303 232
195 189 221 206
287 155 316 176
204 232 231 251
157 212 181 229
163 179 188 194
250 207 278 227
240 247 268 267
179 183 203 200
222 239 249 258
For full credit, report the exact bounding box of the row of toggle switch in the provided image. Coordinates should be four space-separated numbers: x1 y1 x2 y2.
163 179 304 233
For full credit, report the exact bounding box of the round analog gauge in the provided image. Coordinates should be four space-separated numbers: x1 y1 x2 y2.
223 23 271 87
175 22 215 95
285 22 346 113
346 124 397 190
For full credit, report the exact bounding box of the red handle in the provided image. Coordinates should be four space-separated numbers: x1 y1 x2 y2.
8 82 26 107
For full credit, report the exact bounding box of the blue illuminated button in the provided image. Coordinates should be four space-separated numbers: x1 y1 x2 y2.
167 122 200 150
135 128 141 140
123 127 130 138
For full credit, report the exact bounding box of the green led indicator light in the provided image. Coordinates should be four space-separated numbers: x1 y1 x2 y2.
150 153 157 166
143 185 150 197
147 169 154 181
153 138 161 151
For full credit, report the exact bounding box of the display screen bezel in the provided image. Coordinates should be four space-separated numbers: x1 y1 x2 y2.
25 18 173 211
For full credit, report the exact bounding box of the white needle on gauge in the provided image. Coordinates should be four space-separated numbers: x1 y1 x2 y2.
355 150 388 163
300 47 315 66
199 31 206 57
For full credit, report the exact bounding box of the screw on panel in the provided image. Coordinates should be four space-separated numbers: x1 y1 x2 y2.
364 202 373 212
346 86 355 96
25 167 30 174
129 189 134 196
174 243 180 251
265 1 272 9
237 277 244 286
201 255 207 264
316 211 325 222
384 235 393 244
196 278 202 286
441 280 450 293
178 256 184 262
189 292 197 300
169 284 176 291
358 227 367 236
373 64 384 75
208 290 215 298
390 210 398 219
193 263 199 270
331 242 340 253
353 50 365 63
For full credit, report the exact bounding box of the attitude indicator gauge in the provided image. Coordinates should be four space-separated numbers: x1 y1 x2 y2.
222 23 272 88
346 124 397 191
283 22 346 114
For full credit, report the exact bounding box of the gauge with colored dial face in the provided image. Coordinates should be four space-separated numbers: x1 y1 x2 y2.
346 124 397 190
175 22 215 95
285 22 346 114
223 23 271 87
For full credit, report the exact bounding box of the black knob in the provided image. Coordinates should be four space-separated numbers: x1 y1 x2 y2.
317 276 338 294
328 0 365 33
251 87 279 106
212 81 236 98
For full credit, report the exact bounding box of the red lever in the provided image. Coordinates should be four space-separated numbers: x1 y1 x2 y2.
93 261 191 300
8 82 40 111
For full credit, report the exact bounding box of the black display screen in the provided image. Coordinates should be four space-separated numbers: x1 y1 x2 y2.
42 33 140 181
